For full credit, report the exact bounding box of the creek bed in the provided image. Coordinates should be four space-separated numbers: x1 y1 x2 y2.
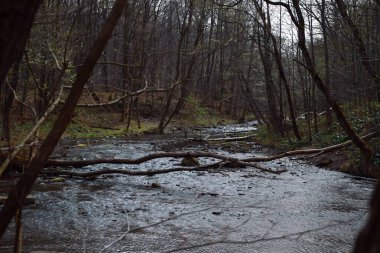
0 122 375 253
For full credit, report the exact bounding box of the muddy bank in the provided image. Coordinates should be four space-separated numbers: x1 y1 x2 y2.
0 122 375 253
306 146 378 178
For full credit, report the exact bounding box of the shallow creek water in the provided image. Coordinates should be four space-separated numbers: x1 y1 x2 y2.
0 122 375 253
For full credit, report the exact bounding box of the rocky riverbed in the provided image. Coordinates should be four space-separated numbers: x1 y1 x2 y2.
0 122 375 253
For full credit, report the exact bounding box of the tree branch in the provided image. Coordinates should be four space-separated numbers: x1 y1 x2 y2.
42 159 286 178
0 0 127 238
44 132 377 168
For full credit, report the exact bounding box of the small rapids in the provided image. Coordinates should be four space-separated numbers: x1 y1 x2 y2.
0 122 374 253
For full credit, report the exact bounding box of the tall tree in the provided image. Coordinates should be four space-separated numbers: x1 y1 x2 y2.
257 12 285 137
254 0 301 140
320 0 333 126
0 0 42 87
354 181 380 252
335 0 380 101
263 0 373 160
0 0 127 238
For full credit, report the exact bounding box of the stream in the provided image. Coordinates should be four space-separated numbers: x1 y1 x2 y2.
0 122 375 253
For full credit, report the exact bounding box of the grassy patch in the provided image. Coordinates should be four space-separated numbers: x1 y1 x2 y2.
255 126 311 151
255 103 378 176
10 119 161 141
174 96 233 127
121 120 158 135
64 122 124 138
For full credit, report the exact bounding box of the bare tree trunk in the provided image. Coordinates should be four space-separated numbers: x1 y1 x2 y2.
158 1 193 133
1 59 20 143
0 0 126 238
321 0 332 126
263 0 373 160
254 0 301 140
257 24 284 137
238 70 266 125
121 7 130 122
354 181 380 253
162 0 206 130
335 0 380 102
291 0 372 160
307 5 318 134
0 0 42 87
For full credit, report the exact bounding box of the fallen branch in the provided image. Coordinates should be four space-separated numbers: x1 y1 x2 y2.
303 132 378 159
76 85 148 107
204 135 255 142
42 162 222 177
0 0 127 238
41 160 286 178
45 151 239 167
44 131 377 168
76 81 181 107
243 131 377 162
0 86 64 177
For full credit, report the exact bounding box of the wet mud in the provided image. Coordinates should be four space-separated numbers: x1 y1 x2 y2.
0 122 375 252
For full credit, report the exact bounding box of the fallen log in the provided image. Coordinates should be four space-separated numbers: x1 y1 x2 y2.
45 131 377 168
45 151 238 167
243 131 377 162
3 131 377 179
203 134 255 142
41 160 287 178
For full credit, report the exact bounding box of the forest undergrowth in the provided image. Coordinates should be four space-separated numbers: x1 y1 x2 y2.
3 96 379 178
255 103 379 177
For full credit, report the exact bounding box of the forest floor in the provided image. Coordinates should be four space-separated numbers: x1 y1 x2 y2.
253 108 379 178
4 101 378 178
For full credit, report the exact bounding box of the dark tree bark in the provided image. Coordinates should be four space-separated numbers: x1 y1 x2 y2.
162 0 207 130
0 0 126 239
291 0 373 160
1 59 20 142
0 0 42 87
158 0 195 133
254 0 301 140
335 0 380 102
257 25 284 137
321 0 333 126
354 181 380 253
263 0 373 160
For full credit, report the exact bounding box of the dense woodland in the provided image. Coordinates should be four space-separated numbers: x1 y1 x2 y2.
1 0 379 136
0 0 379 252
